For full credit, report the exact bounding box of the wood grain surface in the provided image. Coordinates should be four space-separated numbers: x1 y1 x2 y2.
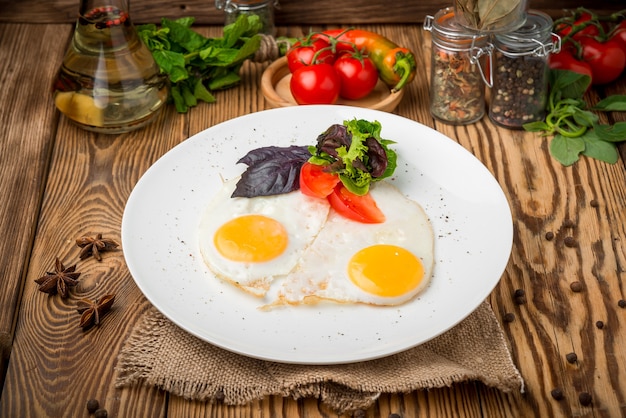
0 0 624 25
1 8 626 418
0 23 66 362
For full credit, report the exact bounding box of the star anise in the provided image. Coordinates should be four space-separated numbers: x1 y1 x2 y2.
76 233 119 261
34 257 81 298
77 294 116 330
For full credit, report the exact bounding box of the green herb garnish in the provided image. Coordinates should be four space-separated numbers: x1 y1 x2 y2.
523 69 626 166
137 15 263 113
310 119 397 195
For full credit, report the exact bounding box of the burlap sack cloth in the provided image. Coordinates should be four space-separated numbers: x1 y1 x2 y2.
115 301 523 414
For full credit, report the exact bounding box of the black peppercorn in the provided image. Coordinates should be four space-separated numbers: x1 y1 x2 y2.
86 399 99 413
94 409 108 418
550 388 564 400
389 414 402 418
503 312 515 323
513 288 526 305
353 409 366 418
579 392 592 406
564 236 577 247
596 320 604 329
545 231 554 241
618 299 626 308
570 281 583 292
566 352 578 364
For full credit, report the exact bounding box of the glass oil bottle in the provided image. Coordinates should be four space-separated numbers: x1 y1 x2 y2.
53 0 168 134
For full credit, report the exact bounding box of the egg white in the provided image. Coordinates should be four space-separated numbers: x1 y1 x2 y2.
265 181 435 307
198 177 331 296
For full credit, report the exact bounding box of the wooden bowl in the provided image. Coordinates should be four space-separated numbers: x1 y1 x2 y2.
261 57 405 112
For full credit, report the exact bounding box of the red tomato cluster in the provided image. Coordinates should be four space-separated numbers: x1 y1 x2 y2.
299 162 385 224
286 35 379 105
550 9 626 86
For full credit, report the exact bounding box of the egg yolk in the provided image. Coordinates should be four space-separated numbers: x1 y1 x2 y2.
347 245 424 297
214 215 288 262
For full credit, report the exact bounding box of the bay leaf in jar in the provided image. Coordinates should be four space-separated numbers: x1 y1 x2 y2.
455 0 522 31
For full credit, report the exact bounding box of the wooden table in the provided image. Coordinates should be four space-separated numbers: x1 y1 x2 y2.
2 13 626 418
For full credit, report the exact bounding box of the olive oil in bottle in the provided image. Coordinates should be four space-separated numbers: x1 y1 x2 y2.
53 0 168 134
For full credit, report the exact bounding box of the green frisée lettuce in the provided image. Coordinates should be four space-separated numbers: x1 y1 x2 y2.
232 119 397 198
309 119 397 195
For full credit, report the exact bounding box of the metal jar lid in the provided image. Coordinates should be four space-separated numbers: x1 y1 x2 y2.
216 0 278 12
493 10 560 56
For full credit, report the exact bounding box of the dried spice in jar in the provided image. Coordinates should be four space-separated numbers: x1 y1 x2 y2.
424 8 492 125
489 10 560 129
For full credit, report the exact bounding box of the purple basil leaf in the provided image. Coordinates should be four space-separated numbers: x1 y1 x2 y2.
316 124 350 157
231 145 311 198
365 136 388 178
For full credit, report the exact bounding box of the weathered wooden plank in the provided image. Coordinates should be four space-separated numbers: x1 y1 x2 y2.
3 15 626 418
0 23 67 376
0 88 186 418
435 93 626 418
0 0 623 25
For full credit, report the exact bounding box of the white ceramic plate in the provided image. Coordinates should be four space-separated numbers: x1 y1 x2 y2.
122 105 513 365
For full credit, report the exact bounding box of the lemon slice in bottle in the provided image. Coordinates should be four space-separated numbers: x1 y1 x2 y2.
55 91 105 127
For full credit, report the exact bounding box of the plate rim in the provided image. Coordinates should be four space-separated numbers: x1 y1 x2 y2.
122 105 513 364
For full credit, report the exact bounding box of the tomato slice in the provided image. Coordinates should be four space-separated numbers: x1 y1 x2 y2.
299 162 340 198
327 184 385 224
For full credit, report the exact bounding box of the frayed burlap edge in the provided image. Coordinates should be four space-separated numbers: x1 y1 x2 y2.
115 301 523 414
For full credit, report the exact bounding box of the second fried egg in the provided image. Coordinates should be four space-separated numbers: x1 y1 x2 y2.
266 181 435 307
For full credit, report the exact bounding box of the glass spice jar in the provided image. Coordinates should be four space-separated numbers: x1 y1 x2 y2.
488 10 560 129
215 0 278 35
424 8 492 125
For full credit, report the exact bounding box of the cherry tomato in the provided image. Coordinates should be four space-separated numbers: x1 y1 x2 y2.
312 32 356 55
327 184 385 224
579 37 626 85
333 53 379 100
549 49 593 81
299 162 340 198
290 64 341 105
286 38 335 73
555 12 600 40
611 21 626 55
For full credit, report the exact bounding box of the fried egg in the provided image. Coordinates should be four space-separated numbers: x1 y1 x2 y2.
198 177 331 296
266 181 434 307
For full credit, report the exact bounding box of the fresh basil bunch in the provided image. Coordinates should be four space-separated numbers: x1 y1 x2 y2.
524 69 626 166
138 15 263 113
